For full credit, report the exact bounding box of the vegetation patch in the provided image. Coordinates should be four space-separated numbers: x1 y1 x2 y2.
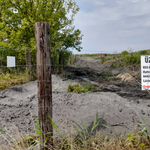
0 71 31 91
67 83 93 93
101 49 149 67
110 55 140 68
67 83 101 93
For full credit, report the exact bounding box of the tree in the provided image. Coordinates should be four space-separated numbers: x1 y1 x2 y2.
0 0 83 64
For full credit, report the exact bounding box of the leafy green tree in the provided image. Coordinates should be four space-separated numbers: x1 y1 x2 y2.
0 0 83 65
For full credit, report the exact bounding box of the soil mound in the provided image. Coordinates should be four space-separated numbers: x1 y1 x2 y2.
0 75 150 145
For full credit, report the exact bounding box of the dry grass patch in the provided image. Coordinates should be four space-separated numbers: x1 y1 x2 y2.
0 72 31 91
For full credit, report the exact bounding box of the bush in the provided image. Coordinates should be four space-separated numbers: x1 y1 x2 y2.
101 58 105 63
121 50 129 56
110 55 140 68
140 50 148 55
125 55 140 64
67 84 93 94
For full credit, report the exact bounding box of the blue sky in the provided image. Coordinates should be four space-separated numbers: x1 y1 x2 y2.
72 0 150 54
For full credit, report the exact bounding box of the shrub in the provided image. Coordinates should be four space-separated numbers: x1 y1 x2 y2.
125 55 140 65
140 50 148 55
101 58 105 63
110 55 140 68
67 84 93 94
121 50 129 56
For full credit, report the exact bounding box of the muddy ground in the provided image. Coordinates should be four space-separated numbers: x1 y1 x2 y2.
0 56 150 148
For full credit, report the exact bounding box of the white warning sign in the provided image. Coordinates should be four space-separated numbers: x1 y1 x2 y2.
141 55 150 90
7 56 16 67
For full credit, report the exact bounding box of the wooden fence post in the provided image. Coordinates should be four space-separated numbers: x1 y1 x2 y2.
35 22 53 149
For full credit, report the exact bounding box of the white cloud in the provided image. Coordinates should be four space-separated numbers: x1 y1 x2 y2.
73 0 150 53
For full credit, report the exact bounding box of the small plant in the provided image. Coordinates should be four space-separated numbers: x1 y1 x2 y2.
0 129 4 137
126 116 150 149
18 134 39 148
134 116 149 139
67 83 93 93
34 117 42 138
73 112 108 141
126 133 148 149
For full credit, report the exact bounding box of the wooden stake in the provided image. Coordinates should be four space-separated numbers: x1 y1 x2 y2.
35 22 53 149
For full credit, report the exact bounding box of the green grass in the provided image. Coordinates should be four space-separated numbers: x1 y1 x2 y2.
1 114 150 150
73 112 108 142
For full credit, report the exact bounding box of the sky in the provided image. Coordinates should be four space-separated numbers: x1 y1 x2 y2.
72 0 150 54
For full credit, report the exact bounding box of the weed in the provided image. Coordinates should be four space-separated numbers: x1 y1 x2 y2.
18 134 39 148
73 112 108 142
125 116 150 149
134 116 149 139
67 83 93 93
34 117 42 138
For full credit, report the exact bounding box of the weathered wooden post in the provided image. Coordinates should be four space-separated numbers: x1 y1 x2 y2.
35 22 53 149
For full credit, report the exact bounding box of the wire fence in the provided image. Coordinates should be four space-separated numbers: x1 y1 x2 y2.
0 47 150 149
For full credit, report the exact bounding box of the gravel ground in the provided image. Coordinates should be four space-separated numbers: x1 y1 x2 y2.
0 74 150 147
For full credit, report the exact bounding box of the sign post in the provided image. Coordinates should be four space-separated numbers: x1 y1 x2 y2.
141 55 150 90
